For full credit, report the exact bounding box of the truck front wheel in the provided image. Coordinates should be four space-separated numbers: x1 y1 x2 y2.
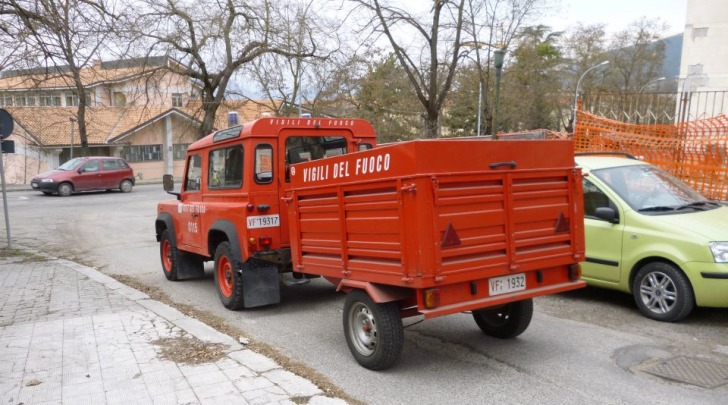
472 298 533 339
214 242 245 310
343 290 403 370
160 230 180 281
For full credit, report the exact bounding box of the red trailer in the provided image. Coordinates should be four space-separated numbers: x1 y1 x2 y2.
157 118 585 370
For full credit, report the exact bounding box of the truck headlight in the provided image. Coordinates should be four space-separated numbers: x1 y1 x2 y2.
41 179 55 183
709 242 728 263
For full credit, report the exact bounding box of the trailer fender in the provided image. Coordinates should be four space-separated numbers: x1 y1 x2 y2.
335 279 411 303
156 212 176 245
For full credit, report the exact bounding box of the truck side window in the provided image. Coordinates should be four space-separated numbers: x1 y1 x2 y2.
255 144 273 184
209 145 243 189
583 179 617 220
184 155 202 192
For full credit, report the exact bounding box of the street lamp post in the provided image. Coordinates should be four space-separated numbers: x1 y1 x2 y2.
69 117 76 160
476 81 482 136
461 41 502 137
573 60 609 133
492 48 506 140
638 76 666 94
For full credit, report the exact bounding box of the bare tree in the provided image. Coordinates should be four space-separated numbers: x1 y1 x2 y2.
243 0 343 117
135 0 321 138
606 18 668 92
462 0 547 135
0 0 120 156
351 0 467 138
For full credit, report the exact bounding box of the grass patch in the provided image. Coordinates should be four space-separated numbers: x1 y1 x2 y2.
0 248 49 263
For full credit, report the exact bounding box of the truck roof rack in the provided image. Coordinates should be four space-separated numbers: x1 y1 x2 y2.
575 152 638 160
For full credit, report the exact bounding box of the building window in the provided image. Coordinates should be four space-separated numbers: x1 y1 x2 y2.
122 145 163 162
173 144 189 160
66 93 79 106
114 93 126 107
172 93 183 107
0 93 13 107
40 93 62 106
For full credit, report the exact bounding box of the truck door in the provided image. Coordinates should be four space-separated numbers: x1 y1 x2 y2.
178 154 204 251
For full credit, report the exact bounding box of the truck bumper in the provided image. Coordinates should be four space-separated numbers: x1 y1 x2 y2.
418 280 586 319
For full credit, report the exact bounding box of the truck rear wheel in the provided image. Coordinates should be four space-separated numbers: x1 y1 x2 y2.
343 290 403 370
214 242 245 310
472 298 533 339
160 230 180 281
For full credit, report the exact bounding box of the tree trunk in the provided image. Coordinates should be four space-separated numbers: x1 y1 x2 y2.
423 110 439 139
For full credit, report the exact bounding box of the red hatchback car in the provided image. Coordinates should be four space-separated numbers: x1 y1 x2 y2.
30 156 135 196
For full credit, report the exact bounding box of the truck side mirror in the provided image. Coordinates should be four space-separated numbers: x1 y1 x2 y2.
163 174 175 192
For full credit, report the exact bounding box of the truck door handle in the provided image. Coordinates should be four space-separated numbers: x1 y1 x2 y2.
257 204 270 211
489 161 517 169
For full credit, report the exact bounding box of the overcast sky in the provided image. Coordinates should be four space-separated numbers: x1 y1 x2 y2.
541 0 687 35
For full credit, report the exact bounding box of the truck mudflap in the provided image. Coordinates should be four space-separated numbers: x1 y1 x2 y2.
241 259 281 308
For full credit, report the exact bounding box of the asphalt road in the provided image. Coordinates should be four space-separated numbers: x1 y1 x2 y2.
3 184 727 404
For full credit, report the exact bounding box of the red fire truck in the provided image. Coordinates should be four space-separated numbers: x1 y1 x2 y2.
156 117 586 370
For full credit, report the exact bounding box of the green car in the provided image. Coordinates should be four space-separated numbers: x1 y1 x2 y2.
576 153 728 322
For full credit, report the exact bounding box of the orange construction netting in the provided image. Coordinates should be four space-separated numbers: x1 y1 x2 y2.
573 111 728 201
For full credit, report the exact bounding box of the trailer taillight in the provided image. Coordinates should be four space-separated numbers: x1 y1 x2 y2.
424 288 440 308
259 236 273 249
568 264 581 281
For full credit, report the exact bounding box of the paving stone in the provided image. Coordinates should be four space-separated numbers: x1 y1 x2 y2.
308 396 350 405
229 349 281 373
0 254 350 405
264 368 322 397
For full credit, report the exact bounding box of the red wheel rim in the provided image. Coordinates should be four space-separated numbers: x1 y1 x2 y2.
217 256 233 297
162 240 172 272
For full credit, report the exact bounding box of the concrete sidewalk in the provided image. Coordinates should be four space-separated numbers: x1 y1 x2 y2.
0 249 347 405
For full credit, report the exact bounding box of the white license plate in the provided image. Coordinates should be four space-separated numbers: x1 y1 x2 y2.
247 214 280 229
488 273 526 296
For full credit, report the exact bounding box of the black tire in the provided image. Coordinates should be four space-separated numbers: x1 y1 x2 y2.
120 179 133 193
214 242 245 310
57 182 73 197
159 230 180 281
472 298 533 339
632 262 694 322
343 290 403 370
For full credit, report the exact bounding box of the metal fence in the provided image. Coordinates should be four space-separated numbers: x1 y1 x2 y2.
581 91 728 125
573 111 728 200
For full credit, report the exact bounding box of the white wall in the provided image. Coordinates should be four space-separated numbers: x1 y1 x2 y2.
680 0 728 91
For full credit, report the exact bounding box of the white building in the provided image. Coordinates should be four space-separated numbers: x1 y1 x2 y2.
678 0 728 120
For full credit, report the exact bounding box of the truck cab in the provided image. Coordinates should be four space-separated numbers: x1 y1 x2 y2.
156 118 377 309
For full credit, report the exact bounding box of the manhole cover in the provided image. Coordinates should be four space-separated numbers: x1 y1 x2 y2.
643 356 728 388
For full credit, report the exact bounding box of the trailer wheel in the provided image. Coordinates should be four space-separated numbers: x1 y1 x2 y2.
472 298 533 339
160 230 180 281
214 242 245 310
343 290 403 370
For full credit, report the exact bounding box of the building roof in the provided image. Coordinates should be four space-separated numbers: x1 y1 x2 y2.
5 100 278 147
0 56 173 91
